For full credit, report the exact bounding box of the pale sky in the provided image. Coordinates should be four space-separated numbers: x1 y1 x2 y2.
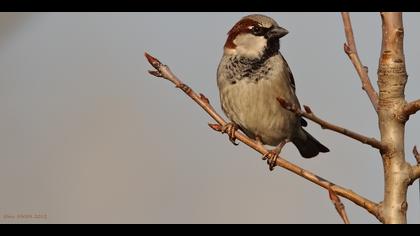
0 12 419 223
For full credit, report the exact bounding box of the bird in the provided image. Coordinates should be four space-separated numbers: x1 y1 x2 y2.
217 14 329 170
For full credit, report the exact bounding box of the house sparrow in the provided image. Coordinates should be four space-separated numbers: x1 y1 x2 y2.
217 14 329 170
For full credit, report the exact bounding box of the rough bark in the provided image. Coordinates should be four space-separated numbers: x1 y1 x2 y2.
377 12 410 224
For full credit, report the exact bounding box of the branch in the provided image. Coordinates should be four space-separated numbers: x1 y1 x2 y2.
341 12 379 112
413 146 420 164
400 99 420 121
145 52 380 221
413 166 420 181
412 146 420 181
329 188 350 224
277 98 386 151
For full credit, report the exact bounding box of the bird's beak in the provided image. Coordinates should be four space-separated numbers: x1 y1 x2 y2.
266 26 289 39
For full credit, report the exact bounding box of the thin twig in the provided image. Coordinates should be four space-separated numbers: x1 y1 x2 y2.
329 187 350 224
401 99 420 121
341 12 379 112
145 52 380 220
277 97 386 151
412 146 420 181
413 166 420 181
413 146 420 164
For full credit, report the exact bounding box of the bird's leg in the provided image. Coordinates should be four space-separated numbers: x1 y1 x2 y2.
221 122 239 146
257 137 290 171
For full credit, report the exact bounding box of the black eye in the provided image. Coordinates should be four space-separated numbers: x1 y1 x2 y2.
251 25 265 36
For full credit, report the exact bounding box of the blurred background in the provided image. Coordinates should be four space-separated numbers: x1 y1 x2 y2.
0 12 419 224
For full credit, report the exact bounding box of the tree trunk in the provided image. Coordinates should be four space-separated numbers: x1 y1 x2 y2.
377 12 410 224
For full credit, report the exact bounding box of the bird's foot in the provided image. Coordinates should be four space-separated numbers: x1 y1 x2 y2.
221 122 239 146
258 138 289 171
262 149 280 171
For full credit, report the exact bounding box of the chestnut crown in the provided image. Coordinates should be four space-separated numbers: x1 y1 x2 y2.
224 14 288 59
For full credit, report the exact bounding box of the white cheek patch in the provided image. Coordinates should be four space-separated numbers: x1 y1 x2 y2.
232 34 267 59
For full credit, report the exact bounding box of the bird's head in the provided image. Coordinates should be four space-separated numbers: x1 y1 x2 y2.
224 14 289 60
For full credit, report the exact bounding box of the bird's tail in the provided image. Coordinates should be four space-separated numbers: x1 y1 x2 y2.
292 129 329 158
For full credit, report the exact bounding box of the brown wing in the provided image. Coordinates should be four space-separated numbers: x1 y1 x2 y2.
280 54 296 92
280 54 307 126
